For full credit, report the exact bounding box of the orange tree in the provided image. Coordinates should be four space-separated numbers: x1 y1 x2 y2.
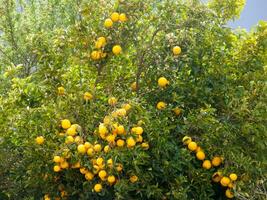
0 0 266 199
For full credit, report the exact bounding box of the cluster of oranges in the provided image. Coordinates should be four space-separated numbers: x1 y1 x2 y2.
37 95 149 199
182 136 238 199
56 86 94 102
155 76 182 117
91 11 127 61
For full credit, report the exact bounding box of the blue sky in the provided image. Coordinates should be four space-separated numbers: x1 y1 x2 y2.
228 0 267 30
201 0 267 30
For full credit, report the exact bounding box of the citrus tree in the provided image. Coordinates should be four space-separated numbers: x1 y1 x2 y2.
0 0 266 200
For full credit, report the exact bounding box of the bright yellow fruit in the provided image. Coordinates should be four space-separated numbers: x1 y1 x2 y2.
91 50 101 60
229 173 238 181
211 156 222 167
196 151 205 160
99 124 108 135
108 97 117 106
87 148 94 157
85 172 94 181
65 136 74 144
202 160 212 169
172 46 181 55
98 170 107 180
84 92 93 101
225 189 234 198
135 126 143 135
106 134 116 143
107 159 113 168
94 183 102 192
141 142 149 150
104 145 110 153
84 142 92 149
187 141 197 151
122 103 131 111
104 18 113 28
98 37 106 46
127 137 136 148
182 136 192 145
136 135 143 143
112 45 122 55
77 144 86 154
53 165 61 172
111 12 120 22
60 161 69 169
107 175 116 184
117 125 125 135
44 194 51 200
158 77 169 87
35 136 44 145
156 101 166 110
220 177 231 187
66 127 76 136
96 157 104 166
173 107 182 116
130 175 138 183
116 108 127 117
80 167 88 174
93 144 102 152
196 146 202 152
119 13 127 22
57 86 65 95
116 139 125 147
53 156 61 163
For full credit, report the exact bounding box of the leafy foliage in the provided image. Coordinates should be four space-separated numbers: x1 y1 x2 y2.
0 0 266 200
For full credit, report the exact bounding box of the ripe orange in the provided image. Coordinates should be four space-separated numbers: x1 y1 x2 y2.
229 173 238 181
35 136 44 145
119 13 127 22
182 136 192 145
211 156 222 167
111 12 120 22
112 45 122 55
141 142 149 150
84 92 93 101
116 139 125 147
202 160 212 169
53 165 61 172
225 189 234 198
156 101 166 110
77 144 86 154
104 18 113 28
135 126 143 135
93 144 102 152
196 151 205 160
158 77 169 87
107 175 116 184
53 156 61 163
172 46 181 55
94 183 102 192
85 172 94 181
220 177 231 187
127 137 136 148
187 141 197 151
130 175 138 183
